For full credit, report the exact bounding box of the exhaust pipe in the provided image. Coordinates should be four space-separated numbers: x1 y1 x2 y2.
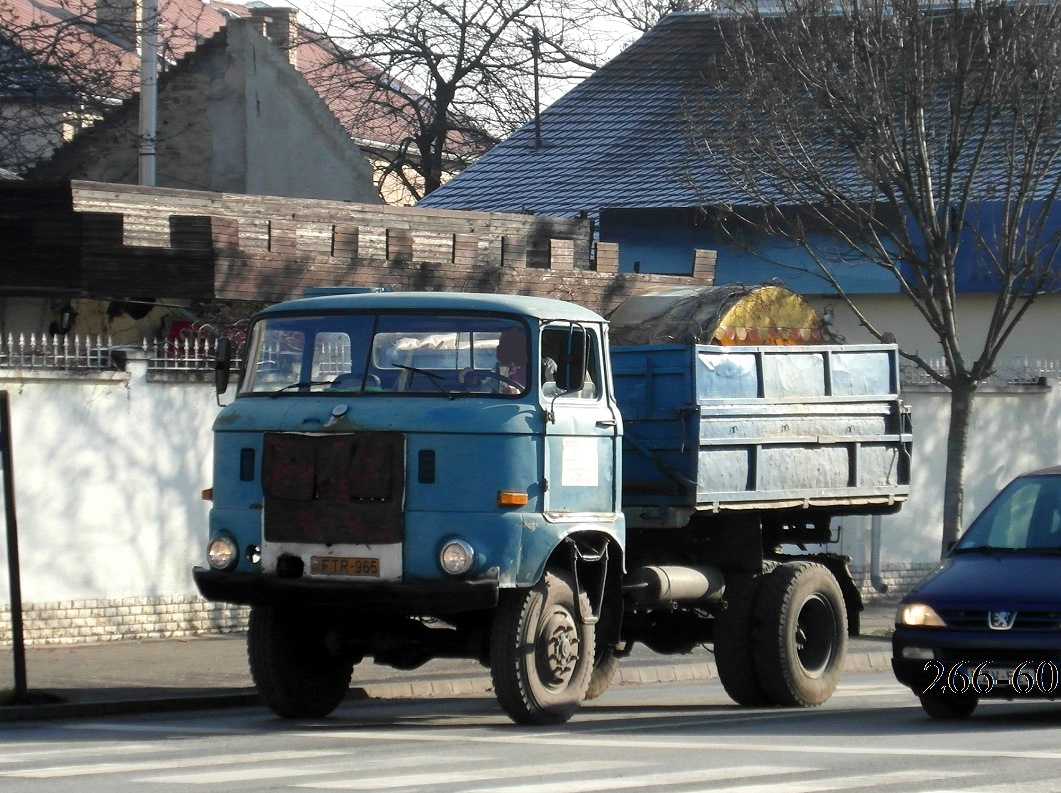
625 565 726 607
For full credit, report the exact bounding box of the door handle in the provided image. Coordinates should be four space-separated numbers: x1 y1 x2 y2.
596 418 617 427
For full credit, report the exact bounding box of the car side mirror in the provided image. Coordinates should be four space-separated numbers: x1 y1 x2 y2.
214 337 232 396
554 327 587 393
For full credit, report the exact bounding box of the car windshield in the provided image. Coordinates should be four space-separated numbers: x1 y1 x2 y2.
238 312 529 397
952 474 1061 553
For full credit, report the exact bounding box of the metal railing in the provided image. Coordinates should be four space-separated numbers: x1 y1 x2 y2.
900 357 1060 387
1 334 1059 386
0 334 118 370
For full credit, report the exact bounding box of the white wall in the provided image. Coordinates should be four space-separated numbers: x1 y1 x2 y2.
0 356 217 605
810 293 1061 367
0 350 1057 616
835 382 1061 577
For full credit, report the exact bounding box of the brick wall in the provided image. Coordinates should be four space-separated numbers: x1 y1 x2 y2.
0 597 248 646
850 562 937 602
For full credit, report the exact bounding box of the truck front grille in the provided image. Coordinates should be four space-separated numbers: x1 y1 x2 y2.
262 431 405 544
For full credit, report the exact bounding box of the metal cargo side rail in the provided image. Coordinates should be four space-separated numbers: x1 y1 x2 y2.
612 343 912 513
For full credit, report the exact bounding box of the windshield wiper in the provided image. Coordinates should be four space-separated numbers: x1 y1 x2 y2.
394 365 454 399
951 544 1021 554
269 380 333 397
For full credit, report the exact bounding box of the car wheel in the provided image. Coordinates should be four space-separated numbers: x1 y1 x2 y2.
919 691 978 719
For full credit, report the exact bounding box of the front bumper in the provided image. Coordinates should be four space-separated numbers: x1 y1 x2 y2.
193 567 499 615
892 626 1061 698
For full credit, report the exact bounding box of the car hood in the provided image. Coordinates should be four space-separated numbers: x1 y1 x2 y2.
907 552 1061 610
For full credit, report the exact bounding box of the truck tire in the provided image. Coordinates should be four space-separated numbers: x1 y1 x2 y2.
752 562 847 707
490 569 596 725
714 573 772 706
248 605 353 719
585 646 621 700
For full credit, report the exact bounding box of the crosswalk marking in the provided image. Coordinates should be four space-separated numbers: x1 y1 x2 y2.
0 749 341 779
689 769 977 793
136 753 479 786
0 742 186 764
301 728 1061 761
468 764 815 793
295 760 638 790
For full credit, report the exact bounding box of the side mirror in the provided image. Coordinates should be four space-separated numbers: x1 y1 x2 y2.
214 337 232 396
554 327 587 393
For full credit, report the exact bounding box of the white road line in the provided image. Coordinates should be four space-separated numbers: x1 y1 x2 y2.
295 760 638 790
689 769 977 793
0 742 186 764
466 764 817 793
136 753 479 785
300 729 1061 761
0 749 341 779
59 721 261 735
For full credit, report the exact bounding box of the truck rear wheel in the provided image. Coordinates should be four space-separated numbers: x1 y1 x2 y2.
752 562 847 707
248 605 353 719
585 646 621 700
490 569 595 725
714 573 772 706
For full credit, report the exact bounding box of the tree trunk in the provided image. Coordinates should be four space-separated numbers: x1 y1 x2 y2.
941 382 977 556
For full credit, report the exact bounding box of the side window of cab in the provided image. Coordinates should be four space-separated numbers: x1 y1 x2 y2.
540 326 600 400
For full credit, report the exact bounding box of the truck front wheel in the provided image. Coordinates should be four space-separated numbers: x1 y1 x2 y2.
752 562 847 707
490 569 596 725
248 605 353 719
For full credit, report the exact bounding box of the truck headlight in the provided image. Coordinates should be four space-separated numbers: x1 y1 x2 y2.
440 539 475 576
897 602 946 627
207 535 239 571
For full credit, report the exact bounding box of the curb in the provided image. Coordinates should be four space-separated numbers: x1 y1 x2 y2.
0 650 892 723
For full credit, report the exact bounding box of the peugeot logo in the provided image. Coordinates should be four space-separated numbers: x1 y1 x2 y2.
988 610 1018 630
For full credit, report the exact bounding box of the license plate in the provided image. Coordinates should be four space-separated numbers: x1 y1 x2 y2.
983 665 1012 684
310 556 380 577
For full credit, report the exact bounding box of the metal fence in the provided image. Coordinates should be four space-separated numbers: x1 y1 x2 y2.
0 334 239 373
2 334 1059 386
0 334 119 370
899 357 1061 387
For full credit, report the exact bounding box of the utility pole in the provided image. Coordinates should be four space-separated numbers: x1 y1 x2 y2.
1 392 27 703
139 0 159 186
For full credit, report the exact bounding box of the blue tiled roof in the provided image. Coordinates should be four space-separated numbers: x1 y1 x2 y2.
419 13 727 217
420 10 1053 219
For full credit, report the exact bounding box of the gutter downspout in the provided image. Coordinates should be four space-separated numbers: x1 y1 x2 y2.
870 514 889 593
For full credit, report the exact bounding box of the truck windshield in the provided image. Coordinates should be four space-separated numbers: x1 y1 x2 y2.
953 474 1061 552
239 312 530 397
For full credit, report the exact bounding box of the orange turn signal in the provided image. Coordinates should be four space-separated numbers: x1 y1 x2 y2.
497 490 529 507
201 487 214 501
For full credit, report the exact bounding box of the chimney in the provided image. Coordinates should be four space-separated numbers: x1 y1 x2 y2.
250 6 299 68
96 0 142 47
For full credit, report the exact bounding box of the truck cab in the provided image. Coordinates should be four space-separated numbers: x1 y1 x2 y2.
195 292 624 724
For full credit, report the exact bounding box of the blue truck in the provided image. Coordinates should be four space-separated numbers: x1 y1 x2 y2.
193 290 912 724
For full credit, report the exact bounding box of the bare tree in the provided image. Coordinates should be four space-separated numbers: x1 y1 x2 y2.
580 0 716 35
681 0 1061 553
0 0 218 174
300 0 604 201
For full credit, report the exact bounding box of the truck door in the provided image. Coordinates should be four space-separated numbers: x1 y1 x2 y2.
540 324 620 517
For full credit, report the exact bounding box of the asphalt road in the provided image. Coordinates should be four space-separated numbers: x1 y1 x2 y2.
1 672 1060 793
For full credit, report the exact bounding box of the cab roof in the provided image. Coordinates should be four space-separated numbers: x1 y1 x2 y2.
256 291 607 324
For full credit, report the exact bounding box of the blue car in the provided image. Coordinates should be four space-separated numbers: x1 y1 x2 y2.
892 466 1061 719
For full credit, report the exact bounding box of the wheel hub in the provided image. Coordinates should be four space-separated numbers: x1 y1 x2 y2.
538 607 580 688
794 593 836 677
